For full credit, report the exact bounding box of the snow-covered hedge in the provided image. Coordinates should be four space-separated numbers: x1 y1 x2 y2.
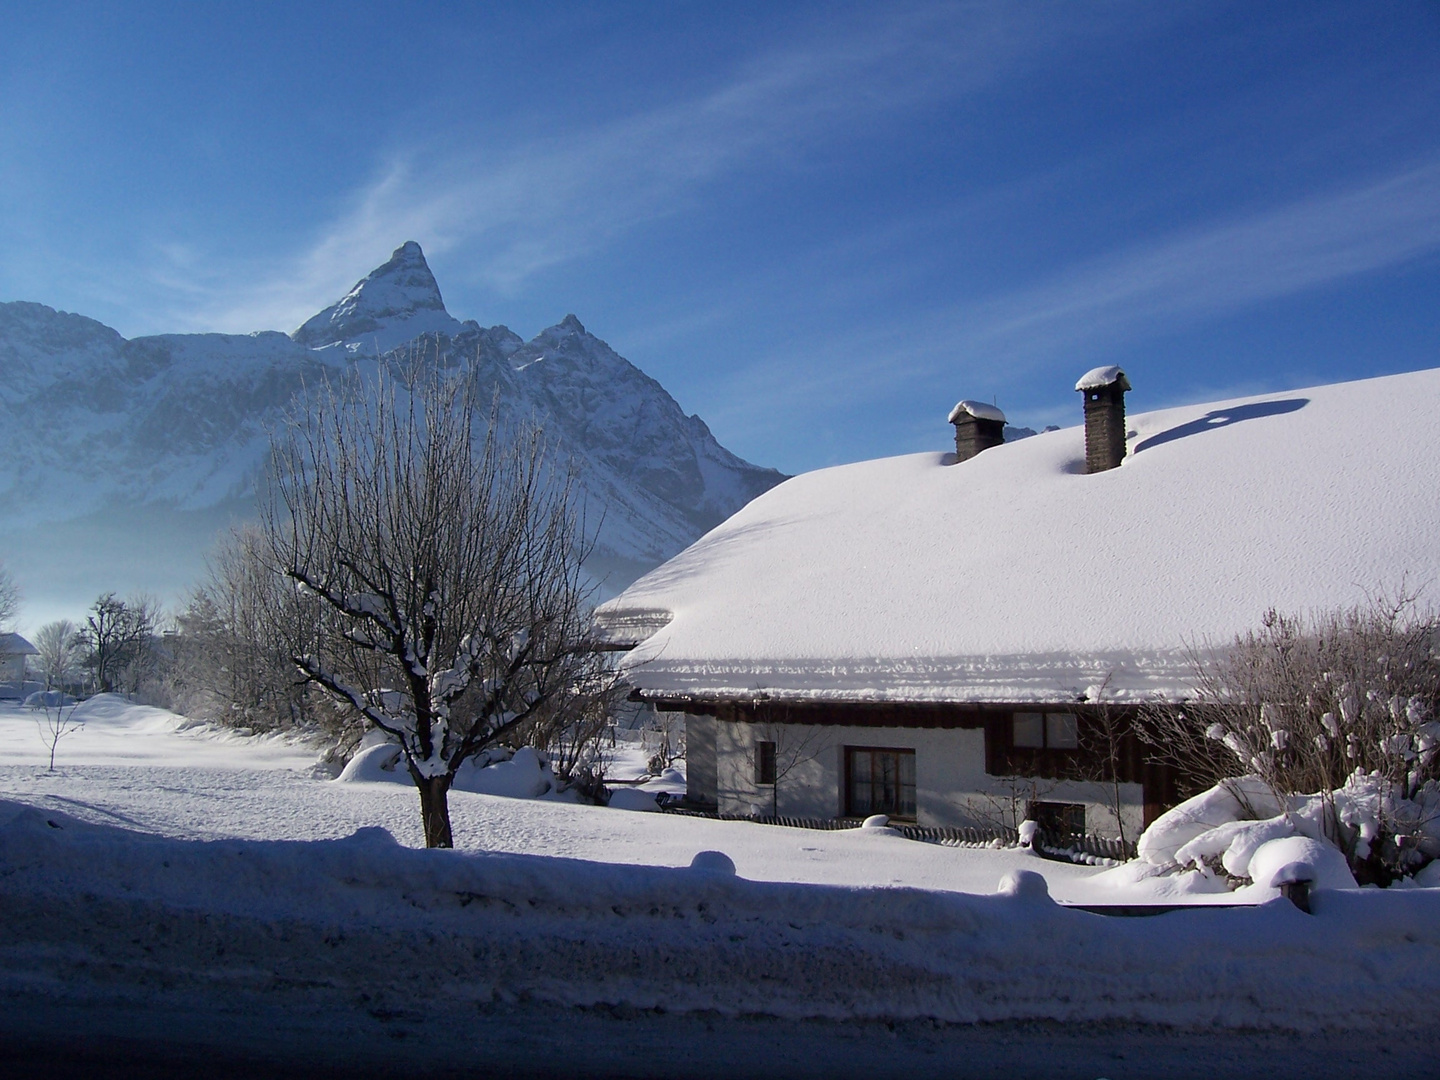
1139 599 1440 884
1137 772 1440 890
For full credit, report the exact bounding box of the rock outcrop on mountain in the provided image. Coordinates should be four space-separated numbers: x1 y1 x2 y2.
0 243 785 608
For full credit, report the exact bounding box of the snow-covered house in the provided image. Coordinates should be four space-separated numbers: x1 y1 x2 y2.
596 367 1440 837
0 632 38 686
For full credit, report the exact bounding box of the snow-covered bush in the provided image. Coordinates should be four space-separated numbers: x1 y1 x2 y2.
1139 595 1440 884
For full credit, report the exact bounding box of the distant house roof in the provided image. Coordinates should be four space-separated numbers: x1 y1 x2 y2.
598 367 1440 705
0 633 37 656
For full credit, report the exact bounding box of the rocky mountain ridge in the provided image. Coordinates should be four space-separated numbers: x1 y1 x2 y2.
0 243 785 612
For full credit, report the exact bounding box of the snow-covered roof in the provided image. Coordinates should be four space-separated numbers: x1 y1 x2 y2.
598 368 1440 704
1075 365 1128 391
947 400 1007 424
0 633 36 656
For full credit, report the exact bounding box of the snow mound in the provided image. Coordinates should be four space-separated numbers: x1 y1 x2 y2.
337 743 555 799
337 742 405 784
1137 777 1282 866
996 868 1050 901
689 850 736 875
608 788 660 812
1249 837 1356 892
1138 777 1367 889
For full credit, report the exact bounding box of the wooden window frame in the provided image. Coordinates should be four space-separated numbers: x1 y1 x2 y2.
1011 711 1079 751
754 740 777 785
843 745 917 821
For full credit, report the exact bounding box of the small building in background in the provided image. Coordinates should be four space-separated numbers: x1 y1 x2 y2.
0 632 38 688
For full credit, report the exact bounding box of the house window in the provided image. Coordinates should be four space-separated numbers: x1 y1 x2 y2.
845 747 916 820
755 740 777 785
1012 711 1078 750
1028 800 1086 838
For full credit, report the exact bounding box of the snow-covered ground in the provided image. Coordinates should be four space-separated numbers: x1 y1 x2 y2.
0 697 1103 897
2 699 1438 1076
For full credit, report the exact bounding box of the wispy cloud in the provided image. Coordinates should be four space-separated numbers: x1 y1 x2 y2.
953 159 1440 365
165 4 1099 334
671 158 1440 466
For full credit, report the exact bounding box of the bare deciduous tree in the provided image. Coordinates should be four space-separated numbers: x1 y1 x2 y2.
77 593 158 694
1077 675 1133 846
262 362 610 848
0 562 19 631
172 526 326 736
33 693 82 771
33 620 80 692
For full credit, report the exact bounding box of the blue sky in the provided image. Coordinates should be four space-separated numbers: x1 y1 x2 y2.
2 2 1437 474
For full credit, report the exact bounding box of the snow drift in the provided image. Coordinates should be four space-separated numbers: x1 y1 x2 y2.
3 800 1440 1033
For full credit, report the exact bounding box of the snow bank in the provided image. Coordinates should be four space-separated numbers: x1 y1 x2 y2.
338 741 556 799
608 788 659 811
4 800 1439 1032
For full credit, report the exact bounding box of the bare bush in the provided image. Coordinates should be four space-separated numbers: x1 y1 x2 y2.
0 562 18 631
170 526 328 737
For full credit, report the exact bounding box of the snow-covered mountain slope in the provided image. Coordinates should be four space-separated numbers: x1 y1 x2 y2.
0 243 784 616
388 311 783 582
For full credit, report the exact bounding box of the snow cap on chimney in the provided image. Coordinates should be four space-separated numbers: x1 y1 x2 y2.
948 400 1007 463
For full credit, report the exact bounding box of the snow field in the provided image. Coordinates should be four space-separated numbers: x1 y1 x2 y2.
2 699 1440 1034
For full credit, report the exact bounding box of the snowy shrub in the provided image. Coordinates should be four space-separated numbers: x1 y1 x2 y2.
1138 594 1440 884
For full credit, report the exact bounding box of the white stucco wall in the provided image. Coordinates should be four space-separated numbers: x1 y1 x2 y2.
682 712 717 805
709 719 1145 837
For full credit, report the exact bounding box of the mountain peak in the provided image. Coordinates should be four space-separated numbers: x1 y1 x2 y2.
291 241 465 354
558 313 586 334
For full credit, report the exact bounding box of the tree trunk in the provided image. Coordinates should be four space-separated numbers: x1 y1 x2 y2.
417 774 454 848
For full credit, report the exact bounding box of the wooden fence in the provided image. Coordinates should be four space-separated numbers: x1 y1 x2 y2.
656 806 1138 863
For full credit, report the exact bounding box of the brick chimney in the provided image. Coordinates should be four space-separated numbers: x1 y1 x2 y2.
948 400 1007 462
1075 366 1130 473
